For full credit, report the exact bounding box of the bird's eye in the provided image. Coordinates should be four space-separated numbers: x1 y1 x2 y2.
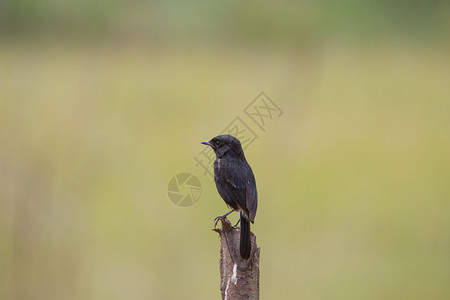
214 140 222 147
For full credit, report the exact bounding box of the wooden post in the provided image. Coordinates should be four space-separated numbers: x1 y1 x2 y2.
213 218 260 300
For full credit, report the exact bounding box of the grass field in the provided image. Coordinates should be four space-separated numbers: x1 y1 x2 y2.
1 39 449 299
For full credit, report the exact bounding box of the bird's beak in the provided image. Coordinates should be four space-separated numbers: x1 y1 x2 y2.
201 141 212 147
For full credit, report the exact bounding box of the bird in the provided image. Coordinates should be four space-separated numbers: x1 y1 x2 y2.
201 134 257 259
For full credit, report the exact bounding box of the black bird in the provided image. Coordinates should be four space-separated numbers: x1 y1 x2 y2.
201 135 257 259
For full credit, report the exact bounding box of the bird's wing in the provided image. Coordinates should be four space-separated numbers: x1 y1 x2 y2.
224 160 257 223
216 158 257 222
245 166 257 223
215 160 247 210
215 161 245 209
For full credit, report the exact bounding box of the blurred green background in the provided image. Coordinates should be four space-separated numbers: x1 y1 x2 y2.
1 1 450 299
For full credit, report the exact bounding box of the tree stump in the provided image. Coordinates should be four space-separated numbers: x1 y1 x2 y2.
213 218 260 300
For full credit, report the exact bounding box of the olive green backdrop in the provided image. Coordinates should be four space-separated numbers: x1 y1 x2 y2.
1 1 449 299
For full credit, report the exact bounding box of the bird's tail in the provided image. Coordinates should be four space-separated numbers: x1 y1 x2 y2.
240 213 251 259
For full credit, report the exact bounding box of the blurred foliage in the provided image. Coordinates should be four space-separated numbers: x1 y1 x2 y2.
0 0 449 42
1 1 450 300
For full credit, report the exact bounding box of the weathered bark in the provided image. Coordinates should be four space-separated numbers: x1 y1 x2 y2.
213 218 260 300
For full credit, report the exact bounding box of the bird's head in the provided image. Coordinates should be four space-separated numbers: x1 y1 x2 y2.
201 135 244 158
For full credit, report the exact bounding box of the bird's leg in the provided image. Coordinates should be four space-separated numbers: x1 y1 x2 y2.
232 218 241 229
214 209 235 228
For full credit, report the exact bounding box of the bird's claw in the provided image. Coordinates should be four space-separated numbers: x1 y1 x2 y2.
214 215 231 228
232 219 241 230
